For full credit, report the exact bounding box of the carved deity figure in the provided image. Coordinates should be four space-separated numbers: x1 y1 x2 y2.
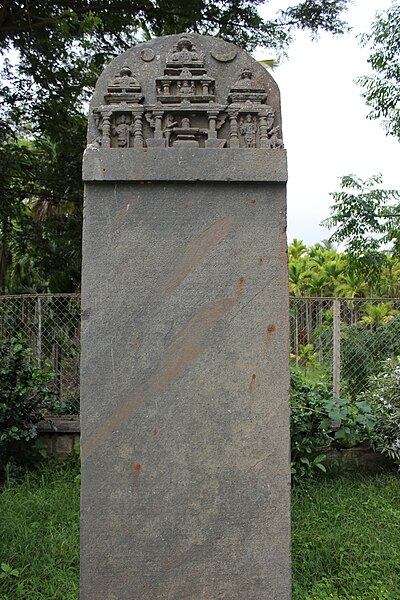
113 114 132 147
268 125 284 149
241 68 253 81
170 36 202 64
235 68 256 88
109 66 139 93
240 114 257 147
180 117 191 129
178 80 195 96
164 114 178 146
266 110 275 130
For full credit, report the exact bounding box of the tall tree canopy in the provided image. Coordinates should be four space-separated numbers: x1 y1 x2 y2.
0 0 351 293
323 174 400 285
326 3 400 282
1 0 350 129
357 1 400 141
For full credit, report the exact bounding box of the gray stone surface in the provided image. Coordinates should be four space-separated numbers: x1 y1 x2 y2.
81 33 291 600
83 147 287 182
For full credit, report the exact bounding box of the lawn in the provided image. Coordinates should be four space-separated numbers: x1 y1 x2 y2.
292 473 400 599
0 459 399 599
0 458 80 600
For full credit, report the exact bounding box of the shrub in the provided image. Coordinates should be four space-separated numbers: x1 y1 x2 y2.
0 336 58 464
291 368 375 481
359 356 400 467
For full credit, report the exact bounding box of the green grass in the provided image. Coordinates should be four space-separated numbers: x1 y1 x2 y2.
0 457 80 600
0 462 399 599
292 473 400 599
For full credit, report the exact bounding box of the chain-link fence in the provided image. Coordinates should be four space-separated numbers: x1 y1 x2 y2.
0 294 81 414
1 294 400 413
290 297 400 398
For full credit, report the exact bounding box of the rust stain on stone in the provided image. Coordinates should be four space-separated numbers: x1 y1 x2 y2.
81 281 244 462
250 199 257 205
265 323 276 345
258 256 264 265
183 201 189 208
249 372 256 395
133 462 142 478
163 215 238 295
237 275 245 297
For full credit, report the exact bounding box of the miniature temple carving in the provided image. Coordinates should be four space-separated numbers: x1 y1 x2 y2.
227 68 283 149
92 66 144 148
145 36 224 148
91 37 283 149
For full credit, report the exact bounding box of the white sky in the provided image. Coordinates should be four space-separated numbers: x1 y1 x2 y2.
256 0 400 245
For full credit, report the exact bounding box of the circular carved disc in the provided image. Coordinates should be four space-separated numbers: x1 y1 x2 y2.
140 48 155 62
210 48 237 63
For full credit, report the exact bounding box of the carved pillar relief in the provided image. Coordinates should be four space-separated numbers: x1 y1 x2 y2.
101 113 112 148
228 112 240 149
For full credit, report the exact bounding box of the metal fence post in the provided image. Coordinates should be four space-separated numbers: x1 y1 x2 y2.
36 296 42 369
333 298 341 398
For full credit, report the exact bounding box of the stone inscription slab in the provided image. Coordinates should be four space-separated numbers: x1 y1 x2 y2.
81 33 291 600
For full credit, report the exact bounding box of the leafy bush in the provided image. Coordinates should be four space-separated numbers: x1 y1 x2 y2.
0 336 58 463
291 368 375 481
290 369 331 477
358 356 400 467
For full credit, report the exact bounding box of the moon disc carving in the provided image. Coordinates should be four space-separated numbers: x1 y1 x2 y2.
140 48 155 62
210 48 237 63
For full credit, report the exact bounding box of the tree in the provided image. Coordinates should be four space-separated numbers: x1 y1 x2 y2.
322 174 400 286
357 2 400 140
0 0 352 293
288 237 307 261
359 301 398 329
1 1 351 133
323 5 400 290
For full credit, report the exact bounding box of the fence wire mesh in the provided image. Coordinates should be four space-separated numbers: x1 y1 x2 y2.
1 294 400 413
0 294 81 414
290 297 400 398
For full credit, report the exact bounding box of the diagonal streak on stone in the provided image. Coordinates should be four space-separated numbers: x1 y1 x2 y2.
81 284 244 462
163 215 238 295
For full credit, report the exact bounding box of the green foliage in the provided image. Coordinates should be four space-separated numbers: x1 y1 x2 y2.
0 131 83 293
290 369 375 481
359 356 400 467
0 336 58 462
292 473 400 599
0 1 352 293
0 457 79 600
357 3 400 141
319 396 375 447
322 174 400 284
298 343 318 371
287 236 400 299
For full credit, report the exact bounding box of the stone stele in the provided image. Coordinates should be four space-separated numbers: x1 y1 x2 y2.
81 33 291 600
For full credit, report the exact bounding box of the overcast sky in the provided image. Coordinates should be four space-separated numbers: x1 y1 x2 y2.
255 0 400 246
